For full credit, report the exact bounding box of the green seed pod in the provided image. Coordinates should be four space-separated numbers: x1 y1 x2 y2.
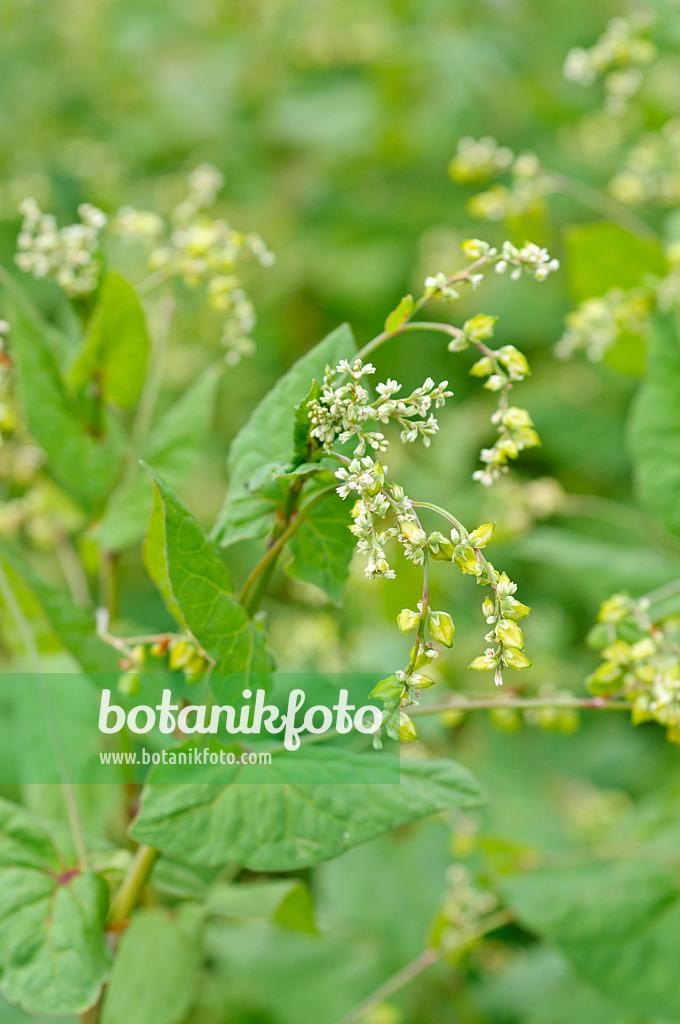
396 711 418 742
369 675 403 701
184 652 209 685
467 523 496 548
489 705 521 732
463 313 498 341
428 610 455 648
118 670 141 697
427 531 455 560
397 608 420 634
496 619 524 650
502 647 531 670
169 638 195 671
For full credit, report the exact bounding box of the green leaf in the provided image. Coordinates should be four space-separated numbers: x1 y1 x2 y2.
292 379 321 466
0 798 111 1015
564 222 665 303
0 548 117 674
131 749 484 871
7 293 124 512
143 468 271 675
628 312 680 537
100 907 201 1024
384 294 413 334
503 859 680 1020
286 491 355 603
207 880 317 934
69 272 150 410
212 324 356 546
98 365 222 551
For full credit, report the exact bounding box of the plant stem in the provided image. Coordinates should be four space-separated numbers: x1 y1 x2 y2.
409 695 629 715
334 909 514 1024
108 844 159 924
54 534 92 606
553 172 657 239
643 578 680 606
239 485 336 615
98 550 119 621
122 294 175 488
0 560 88 870
80 997 103 1024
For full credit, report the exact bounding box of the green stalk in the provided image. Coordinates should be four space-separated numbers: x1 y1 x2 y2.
239 484 336 615
108 844 159 924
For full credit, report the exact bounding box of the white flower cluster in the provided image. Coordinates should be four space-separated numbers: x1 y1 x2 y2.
555 288 651 362
308 357 452 458
15 199 107 297
588 592 680 744
341 464 416 579
474 406 540 488
609 120 680 208
449 139 556 222
470 571 531 685
494 241 559 282
113 165 275 366
448 136 514 183
309 356 451 580
346 462 409 577
563 14 655 115
439 865 498 950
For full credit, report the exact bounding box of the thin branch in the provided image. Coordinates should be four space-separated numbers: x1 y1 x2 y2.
409 695 630 716
239 484 337 614
553 172 657 239
334 909 514 1024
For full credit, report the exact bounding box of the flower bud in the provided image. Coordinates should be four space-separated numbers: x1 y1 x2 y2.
410 673 436 690
463 313 498 341
400 520 426 546
461 239 489 260
470 356 494 378
427 531 454 560
497 345 530 380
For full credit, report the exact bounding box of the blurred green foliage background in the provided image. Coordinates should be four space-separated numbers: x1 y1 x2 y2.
2 1 680 1022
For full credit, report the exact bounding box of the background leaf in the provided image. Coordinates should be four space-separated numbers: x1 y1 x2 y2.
564 222 665 302
69 271 150 410
98 365 221 551
286 490 355 603
7 294 124 512
100 907 201 1024
0 799 110 1016
628 312 680 538
212 324 356 546
503 859 680 1020
143 470 271 675
131 750 484 871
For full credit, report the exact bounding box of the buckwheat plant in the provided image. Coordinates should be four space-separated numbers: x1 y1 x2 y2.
14 164 274 364
90 233 557 744
563 12 656 116
585 591 680 743
291 238 557 743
